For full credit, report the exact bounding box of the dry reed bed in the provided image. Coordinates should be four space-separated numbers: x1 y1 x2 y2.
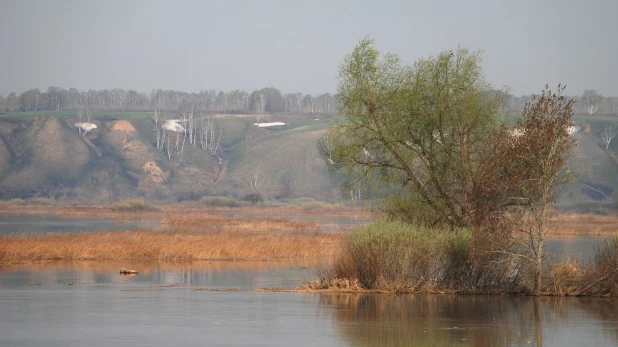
0 229 342 263
0 258 322 274
160 216 320 232
549 213 618 237
0 202 372 219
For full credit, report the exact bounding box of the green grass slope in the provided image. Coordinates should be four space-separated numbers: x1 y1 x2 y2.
557 115 618 211
0 112 614 208
220 120 338 200
0 117 91 197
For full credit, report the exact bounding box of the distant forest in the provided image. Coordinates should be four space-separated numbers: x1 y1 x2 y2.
0 86 616 116
0 87 338 115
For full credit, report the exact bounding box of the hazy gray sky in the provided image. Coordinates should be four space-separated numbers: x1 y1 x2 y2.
1 0 616 97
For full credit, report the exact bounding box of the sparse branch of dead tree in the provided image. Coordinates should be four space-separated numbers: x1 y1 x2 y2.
245 165 265 195
600 125 617 151
476 84 574 296
253 93 266 126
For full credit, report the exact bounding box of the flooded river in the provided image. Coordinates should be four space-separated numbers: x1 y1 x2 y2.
0 214 161 236
0 262 616 347
1 214 616 346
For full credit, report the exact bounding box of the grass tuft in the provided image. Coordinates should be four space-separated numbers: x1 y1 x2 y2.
0 228 340 263
111 199 156 212
199 196 243 208
28 197 52 206
320 221 474 292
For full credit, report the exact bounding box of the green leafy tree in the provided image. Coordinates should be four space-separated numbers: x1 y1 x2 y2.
324 38 501 228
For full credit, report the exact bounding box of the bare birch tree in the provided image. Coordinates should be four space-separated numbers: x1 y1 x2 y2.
252 93 266 125
600 125 617 151
246 165 265 195
582 89 602 115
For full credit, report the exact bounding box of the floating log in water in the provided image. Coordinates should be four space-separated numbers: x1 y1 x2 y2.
120 268 138 275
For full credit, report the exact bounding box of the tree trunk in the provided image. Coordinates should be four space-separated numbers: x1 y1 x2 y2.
533 225 544 296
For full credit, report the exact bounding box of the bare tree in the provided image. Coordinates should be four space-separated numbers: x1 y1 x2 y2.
78 108 92 123
196 114 223 165
155 113 168 152
180 102 197 146
600 125 617 151
158 115 187 166
319 132 335 165
582 89 602 115
246 165 265 195
252 93 266 125
477 85 574 296
152 107 162 130
75 108 94 136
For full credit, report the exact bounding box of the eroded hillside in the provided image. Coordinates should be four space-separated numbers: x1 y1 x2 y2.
0 113 616 209
0 114 339 202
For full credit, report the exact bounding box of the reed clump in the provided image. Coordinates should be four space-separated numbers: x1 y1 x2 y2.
318 221 479 292
0 229 341 263
313 221 618 296
199 196 243 208
161 215 320 232
111 199 156 212
577 236 618 296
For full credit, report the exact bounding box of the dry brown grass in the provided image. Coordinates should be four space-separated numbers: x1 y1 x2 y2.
0 229 342 263
161 216 320 232
0 258 322 275
0 201 372 219
111 120 136 132
549 213 618 237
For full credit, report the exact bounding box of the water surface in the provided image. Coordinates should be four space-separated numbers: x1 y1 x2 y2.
1 263 616 347
0 214 161 236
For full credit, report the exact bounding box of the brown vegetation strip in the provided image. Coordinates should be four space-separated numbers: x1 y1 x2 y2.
0 229 342 263
0 202 372 219
0 259 323 274
160 216 320 232
549 213 618 237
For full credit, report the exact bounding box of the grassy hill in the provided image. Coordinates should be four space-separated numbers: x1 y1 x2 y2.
558 114 618 211
0 111 339 202
0 111 616 209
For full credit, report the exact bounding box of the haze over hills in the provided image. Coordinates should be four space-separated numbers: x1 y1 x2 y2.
0 107 617 211
0 110 341 203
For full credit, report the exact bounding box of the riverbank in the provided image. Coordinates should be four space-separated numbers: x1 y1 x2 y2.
0 200 615 237
0 199 372 219
0 228 340 263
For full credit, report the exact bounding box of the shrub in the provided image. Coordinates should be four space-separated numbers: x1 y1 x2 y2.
242 193 263 204
28 197 52 206
320 221 530 293
454 231 529 294
287 198 340 210
328 221 473 292
200 196 243 208
111 199 155 212
580 237 618 296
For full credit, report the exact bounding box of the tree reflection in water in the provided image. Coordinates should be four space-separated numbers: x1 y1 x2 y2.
314 293 618 347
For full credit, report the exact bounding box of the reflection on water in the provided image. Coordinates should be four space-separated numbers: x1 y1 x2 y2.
0 212 367 235
1 263 617 347
316 293 618 347
0 260 321 289
545 236 606 263
0 214 161 235
221 212 371 232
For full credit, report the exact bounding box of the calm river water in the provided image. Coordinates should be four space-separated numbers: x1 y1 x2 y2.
0 262 616 347
1 214 616 346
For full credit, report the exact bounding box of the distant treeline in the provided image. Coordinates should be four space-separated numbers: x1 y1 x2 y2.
0 86 338 114
1 86 617 116
491 89 618 116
